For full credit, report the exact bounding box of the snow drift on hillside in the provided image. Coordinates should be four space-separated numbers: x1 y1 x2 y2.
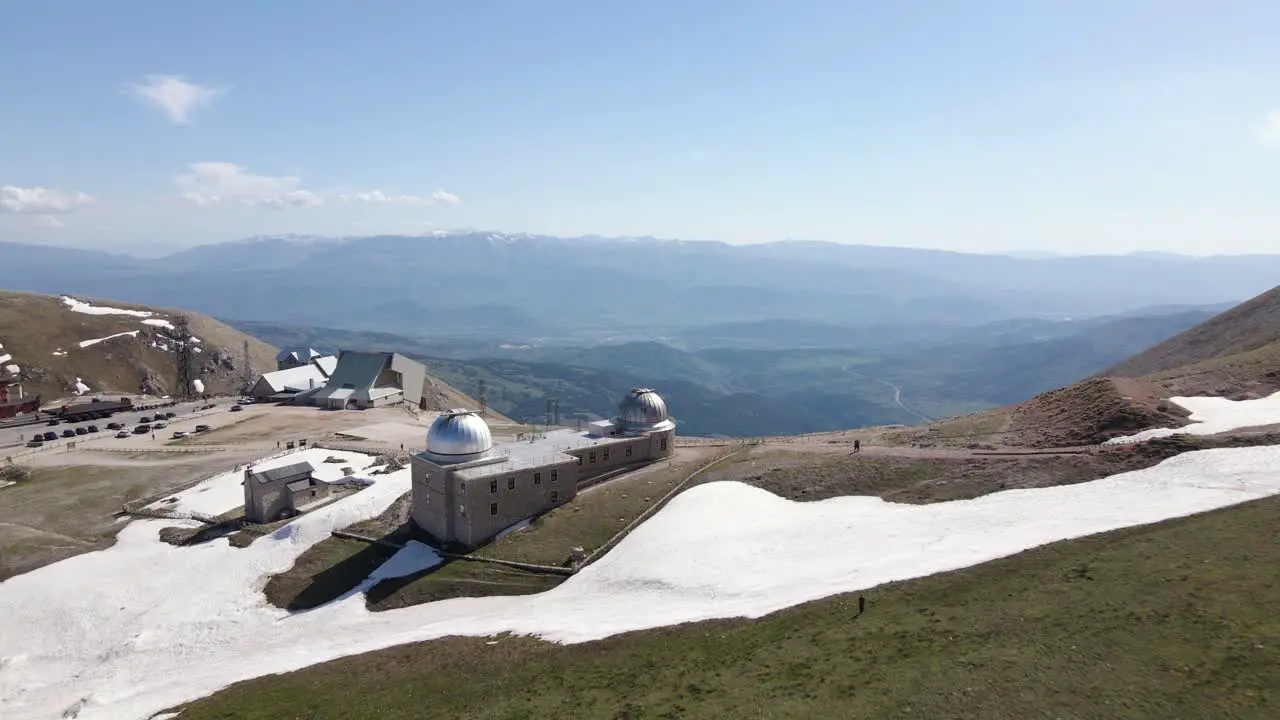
61 296 154 318
192 378 205 394
1105 390 1280 444
141 318 174 329
72 377 90 395
78 330 140 348
4 445 1280 719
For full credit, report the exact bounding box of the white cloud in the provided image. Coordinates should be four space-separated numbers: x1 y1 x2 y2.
338 189 462 206
32 215 65 228
0 186 96 214
1259 111 1280 145
174 162 462 210
174 162 323 209
126 75 223 125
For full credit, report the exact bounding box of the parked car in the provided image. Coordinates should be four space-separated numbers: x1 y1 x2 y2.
139 416 153 424
106 422 121 430
152 422 167 430
132 424 151 435
26 439 43 448
230 405 243 412
74 427 88 436
61 429 76 438
115 431 130 439
86 425 99 433
194 424 211 433
171 431 188 439
42 431 56 442
164 411 177 419
47 419 60 426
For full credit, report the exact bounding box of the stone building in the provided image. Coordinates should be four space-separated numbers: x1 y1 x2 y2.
410 388 675 549
243 460 329 523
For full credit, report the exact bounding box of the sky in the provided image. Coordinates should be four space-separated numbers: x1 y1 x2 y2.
2 0 1279 255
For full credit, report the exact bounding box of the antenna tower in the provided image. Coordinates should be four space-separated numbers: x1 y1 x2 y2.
552 399 560 426
477 378 488 418
545 398 553 429
239 339 254 394
173 315 196 399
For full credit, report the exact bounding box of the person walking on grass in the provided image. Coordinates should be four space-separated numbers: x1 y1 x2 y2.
854 438 861 453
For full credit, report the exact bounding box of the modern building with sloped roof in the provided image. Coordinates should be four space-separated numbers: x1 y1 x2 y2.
249 355 338 402
276 347 324 370
307 351 426 410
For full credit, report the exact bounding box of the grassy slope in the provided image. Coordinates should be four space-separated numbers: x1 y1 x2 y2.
0 290 278 400
179 493 1280 720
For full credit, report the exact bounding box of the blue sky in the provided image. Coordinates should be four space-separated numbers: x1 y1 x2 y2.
1 0 1278 255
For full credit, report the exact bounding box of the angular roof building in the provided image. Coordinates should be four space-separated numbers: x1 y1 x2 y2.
307 351 427 410
250 355 338 402
276 347 324 371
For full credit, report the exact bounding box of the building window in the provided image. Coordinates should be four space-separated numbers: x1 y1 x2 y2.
602 448 610 461
490 502 498 516
507 476 515 490
534 472 542 485
626 445 633 458
660 437 668 451
550 490 559 503
589 451 596 464
489 479 498 494
551 470 558 482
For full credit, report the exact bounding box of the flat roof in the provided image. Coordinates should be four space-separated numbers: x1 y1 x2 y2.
448 428 639 480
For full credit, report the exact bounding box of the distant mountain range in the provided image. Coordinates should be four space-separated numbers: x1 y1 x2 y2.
0 233 1275 343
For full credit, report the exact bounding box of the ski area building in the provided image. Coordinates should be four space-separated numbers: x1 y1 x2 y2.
243 460 328 522
411 388 676 549
250 354 338 402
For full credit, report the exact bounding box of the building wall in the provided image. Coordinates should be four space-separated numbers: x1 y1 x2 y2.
244 476 289 523
410 456 454 542
390 354 426 407
455 459 580 547
285 481 330 507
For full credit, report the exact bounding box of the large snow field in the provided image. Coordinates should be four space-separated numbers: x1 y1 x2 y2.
145 449 378 517
4 445 1280 719
1105 390 1280 444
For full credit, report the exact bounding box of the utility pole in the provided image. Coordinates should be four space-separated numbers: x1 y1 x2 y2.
477 378 488 418
239 339 254 394
552 399 560 426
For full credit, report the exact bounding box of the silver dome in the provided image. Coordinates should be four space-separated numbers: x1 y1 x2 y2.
426 409 493 458
617 388 669 426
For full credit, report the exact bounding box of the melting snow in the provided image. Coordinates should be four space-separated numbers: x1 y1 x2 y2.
141 318 174 329
72 377 90 395
60 296 153 318
3 364 17 376
0 353 11 365
192 379 205 394
51 350 66 357
78 330 140 348
1105 390 1280 444
146 449 376 517
3 446 1280 719
362 541 442 586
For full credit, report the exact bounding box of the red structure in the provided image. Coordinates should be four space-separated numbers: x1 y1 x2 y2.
0 378 40 419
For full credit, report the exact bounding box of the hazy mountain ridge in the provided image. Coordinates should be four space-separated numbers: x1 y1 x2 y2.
1 235 1274 342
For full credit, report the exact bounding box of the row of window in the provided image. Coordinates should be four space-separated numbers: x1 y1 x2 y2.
489 469 558 494
489 491 558 516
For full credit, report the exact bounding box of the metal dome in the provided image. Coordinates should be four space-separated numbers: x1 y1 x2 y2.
426 409 493 458
617 388 669 426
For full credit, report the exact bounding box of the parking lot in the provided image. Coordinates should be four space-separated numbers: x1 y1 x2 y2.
0 399 248 453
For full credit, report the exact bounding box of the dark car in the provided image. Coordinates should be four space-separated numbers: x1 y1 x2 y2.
62 429 76 438
194 424 211 433
87 425 99 433
139 416 153 424
230 405 243 412
47 419 60 426
115 431 130 439
133 424 151 434
166 411 177 419
74 427 88 436
42 431 57 442
106 422 121 430
26 439 43 448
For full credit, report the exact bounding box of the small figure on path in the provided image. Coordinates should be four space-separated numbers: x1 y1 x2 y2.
858 595 866 615
853 439 861 453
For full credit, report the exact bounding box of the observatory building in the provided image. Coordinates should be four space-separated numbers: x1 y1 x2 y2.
410 388 676 548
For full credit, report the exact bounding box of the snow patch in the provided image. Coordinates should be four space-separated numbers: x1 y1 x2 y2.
72 377 90 395
3 364 18 376
52 349 67 357
362 541 442 587
60 296 154 318
192 379 205 394
78 330 140 348
4 447 1280 719
141 318 174 330
1105 390 1280 444
0 354 10 365
146 449 376 517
